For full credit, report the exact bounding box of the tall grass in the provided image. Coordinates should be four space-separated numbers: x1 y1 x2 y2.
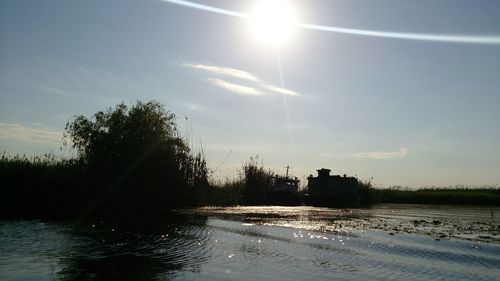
206 156 275 206
0 152 86 219
205 178 244 206
358 179 377 206
374 186 500 206
241 156 274 205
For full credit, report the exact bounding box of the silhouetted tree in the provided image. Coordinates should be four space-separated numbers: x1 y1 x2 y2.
242 156 273 204
64 101 208 221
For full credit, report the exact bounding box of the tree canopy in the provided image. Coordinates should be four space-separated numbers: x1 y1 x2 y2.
64 101 209 220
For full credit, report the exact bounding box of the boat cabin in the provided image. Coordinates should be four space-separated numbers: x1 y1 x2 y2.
271 176 300 193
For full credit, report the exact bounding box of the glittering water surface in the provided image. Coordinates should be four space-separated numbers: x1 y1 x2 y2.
1 205 499 281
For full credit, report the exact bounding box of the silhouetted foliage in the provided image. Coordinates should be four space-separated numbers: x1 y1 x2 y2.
358 179 377 206
373 186 500 205
63 101 209 222
242 156 274 205
1 101 210 224
205 178 244 206
0 152 84 220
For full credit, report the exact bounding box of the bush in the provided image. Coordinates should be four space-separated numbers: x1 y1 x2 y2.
1 101 210 223
64 101 209 220
205 178 244 206
242 156 274 205
358 179 377 206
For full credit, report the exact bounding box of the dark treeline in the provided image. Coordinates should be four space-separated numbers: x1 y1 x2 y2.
373 187 500 206
1 100 499 225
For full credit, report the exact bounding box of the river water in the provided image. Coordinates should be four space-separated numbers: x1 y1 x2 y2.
1 205 499 281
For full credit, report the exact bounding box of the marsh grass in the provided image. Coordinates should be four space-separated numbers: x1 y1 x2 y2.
358 179 377 206
374 186 500 206
0 152 85 219
205 178 244 206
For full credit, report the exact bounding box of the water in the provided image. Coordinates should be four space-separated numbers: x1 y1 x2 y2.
1 205 499 281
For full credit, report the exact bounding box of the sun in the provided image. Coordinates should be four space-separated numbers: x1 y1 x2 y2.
249 0 297 47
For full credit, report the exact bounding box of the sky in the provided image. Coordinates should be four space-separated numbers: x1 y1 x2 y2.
1 0 499 187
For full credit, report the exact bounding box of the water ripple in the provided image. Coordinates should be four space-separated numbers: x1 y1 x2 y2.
1 205 500 281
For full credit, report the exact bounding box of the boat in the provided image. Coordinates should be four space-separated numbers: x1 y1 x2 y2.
270 165 300 193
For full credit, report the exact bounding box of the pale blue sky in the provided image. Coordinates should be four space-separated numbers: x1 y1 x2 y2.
1 0 499 187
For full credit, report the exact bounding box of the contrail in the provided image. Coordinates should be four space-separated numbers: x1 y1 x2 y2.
161 0 247 18
298 23 500 45
159 0 500 45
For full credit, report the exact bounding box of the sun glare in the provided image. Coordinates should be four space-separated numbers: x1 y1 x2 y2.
249 0 297 47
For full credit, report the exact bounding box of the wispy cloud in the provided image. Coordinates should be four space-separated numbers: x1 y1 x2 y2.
356 147 408 159
41 86 74 97
0 123 63 144
181 102 203 111
183 62 303 97
208 78 262 96
287 124 305 129
264 85 300 96
184 63 259 82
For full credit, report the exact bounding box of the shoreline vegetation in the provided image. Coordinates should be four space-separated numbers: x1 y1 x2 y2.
1 101 499 224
